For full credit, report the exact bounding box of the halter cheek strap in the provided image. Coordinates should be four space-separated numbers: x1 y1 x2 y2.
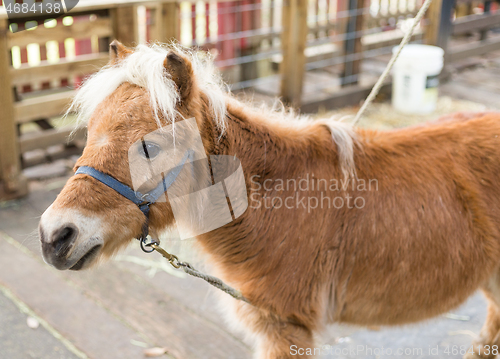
75 149 194 252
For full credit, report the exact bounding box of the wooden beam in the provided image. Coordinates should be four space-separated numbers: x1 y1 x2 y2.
436 0 455 52
162 2 181 42
8 18 112 48
240 0 261 83
148 2 180 43
453 13 500 35
15 90 76 124
341 0 367 87
0 1 232 20
448 37 500 62
280 0 308 107
0 19 27 198
147 3 164 42
480 1 493 41
11 53 108 87
300 82 392 113
111 5 139 46
455 1 473 18
362 29 423 51
19 126 86 153
424 0 443 45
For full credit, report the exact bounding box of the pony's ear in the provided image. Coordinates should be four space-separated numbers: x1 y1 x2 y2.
164 52 194 101
109 40 133 64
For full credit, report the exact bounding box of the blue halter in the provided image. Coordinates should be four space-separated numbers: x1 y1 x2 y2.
75 150 193 252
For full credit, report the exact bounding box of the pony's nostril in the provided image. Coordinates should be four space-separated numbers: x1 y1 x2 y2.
60 226 75 242
52 224 79 254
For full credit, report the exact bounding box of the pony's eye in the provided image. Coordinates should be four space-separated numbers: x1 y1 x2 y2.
139 141 162 159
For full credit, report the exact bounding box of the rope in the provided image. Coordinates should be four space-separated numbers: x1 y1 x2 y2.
179 262 250 303
150 243 250 303
352 0 434 125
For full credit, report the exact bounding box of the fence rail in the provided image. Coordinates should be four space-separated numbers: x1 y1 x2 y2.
0 0 499 200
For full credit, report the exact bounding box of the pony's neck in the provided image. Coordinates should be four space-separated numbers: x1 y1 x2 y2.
196 99 345 293
201 99 341 180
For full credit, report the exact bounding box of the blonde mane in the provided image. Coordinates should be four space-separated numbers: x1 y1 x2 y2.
232 98 357 177
68 42 356 175
67 43 228 132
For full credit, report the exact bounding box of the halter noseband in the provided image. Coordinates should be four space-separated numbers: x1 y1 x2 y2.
75 150 193 252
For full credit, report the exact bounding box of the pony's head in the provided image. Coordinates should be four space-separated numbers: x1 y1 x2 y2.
38 41 227 270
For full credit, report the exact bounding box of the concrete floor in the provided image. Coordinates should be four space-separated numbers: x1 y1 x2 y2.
0 288 80 359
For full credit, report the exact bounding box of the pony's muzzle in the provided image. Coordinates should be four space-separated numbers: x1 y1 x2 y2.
40 223 79 269
39 206 105 271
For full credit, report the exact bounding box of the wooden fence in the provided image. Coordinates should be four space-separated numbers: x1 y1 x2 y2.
0 0 148 199
0 0 499 200
430 0 500 62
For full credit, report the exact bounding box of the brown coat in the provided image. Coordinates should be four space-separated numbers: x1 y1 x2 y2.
40 42 500 358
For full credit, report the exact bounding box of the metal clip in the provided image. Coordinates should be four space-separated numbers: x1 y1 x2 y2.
150 243 181 268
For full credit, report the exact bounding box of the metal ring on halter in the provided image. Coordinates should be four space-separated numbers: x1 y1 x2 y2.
140 236 158 253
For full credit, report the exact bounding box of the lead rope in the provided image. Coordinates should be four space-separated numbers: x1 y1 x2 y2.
352 0 434 125
146 242 250 303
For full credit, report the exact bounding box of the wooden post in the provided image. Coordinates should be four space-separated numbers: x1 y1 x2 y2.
480 1 492 41
162 2 180 42
148 2 180 43
424 0 455 78
455 1 472 18
148 3 163 42
435 0 456 52
341 0 366 87
424 0 443 46
0 19 28 200
241 0 261 82
111 6 139 46
280 0 308 107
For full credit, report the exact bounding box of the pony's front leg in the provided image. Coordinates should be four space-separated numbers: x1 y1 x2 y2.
254 319 316 359
222 293 319 358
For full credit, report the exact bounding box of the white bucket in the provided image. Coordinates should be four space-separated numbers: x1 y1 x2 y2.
391 44 444 114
